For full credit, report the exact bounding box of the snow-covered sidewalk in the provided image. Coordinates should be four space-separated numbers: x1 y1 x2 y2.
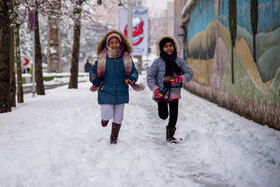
1 74 280 187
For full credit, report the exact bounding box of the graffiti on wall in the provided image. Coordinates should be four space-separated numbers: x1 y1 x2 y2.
235 0 280 83
217 0 280 106
183 0 280 129
187 0 216 86
185 0 279 106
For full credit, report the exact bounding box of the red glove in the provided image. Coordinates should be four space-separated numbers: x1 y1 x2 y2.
155 88 164 99
170 75 182 84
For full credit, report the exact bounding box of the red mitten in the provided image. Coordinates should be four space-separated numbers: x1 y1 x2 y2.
170 75 182 84
155 88 164 99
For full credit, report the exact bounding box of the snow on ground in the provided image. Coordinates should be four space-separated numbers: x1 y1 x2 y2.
1 73 280 187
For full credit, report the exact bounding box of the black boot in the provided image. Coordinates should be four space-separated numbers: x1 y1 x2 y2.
101 119 109 127
110 122 121 144
166 126 178 143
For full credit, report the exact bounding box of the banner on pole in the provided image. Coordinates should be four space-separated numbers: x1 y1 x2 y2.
120 8 148 56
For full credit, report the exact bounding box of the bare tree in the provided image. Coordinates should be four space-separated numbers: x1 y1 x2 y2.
17 0 103 92
16 0 60 96
16 0 54 96
68 0 83 89
67 0 98 89
0 0 11 113
22 0 98 90
14 0 29 102
12 1 29 103
15 23 24 102
10 0 16 107
33 0 45 95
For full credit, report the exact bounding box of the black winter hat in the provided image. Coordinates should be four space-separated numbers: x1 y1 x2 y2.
159 38 175 52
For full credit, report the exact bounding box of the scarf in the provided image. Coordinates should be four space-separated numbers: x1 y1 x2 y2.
160 46 181 90
97 33 132 79
160 50 181 76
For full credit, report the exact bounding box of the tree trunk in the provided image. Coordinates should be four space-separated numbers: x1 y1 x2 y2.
0 0 11 113
9 0 16 107
68 3 82 89
15 24 24 103
34 1 45 95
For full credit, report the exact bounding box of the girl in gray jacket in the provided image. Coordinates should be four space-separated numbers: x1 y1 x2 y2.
147 35 193 143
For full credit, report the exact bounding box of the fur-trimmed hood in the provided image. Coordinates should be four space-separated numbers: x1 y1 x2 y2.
96 29 133 55
156 35 180 56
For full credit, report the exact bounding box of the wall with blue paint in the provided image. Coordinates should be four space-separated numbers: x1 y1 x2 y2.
183 0 280 129
187 0 216 60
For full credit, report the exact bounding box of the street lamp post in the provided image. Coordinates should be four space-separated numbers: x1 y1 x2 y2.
127 0 133 46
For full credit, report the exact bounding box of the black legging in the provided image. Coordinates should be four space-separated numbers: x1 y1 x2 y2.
157 100 178 128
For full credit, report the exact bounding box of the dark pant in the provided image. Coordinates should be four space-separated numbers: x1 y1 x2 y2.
157 100 178 128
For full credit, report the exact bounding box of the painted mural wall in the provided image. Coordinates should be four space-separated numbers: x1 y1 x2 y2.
186 0 216 86
183 0 280 129
219 0 280 106
174 0 188 58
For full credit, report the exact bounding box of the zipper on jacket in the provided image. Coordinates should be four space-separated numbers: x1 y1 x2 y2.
114 59 118 104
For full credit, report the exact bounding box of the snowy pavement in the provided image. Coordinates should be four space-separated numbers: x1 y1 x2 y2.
1 74 280 187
